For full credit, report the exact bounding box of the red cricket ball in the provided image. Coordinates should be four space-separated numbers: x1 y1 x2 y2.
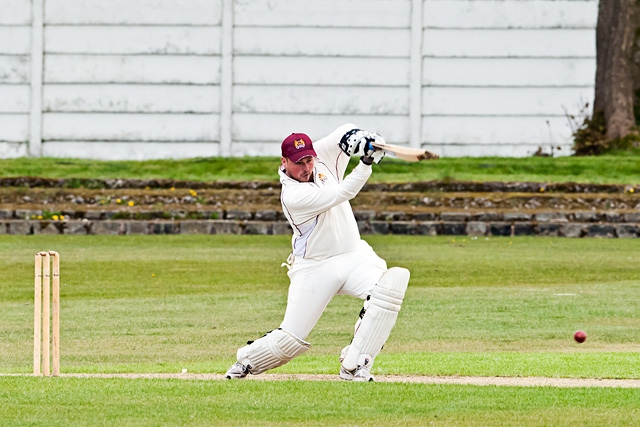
574 330 587 343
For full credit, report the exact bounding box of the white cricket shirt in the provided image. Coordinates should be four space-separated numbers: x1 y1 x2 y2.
279 123 372 261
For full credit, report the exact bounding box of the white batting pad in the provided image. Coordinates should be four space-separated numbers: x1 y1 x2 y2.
341 267 410 371
237 328 311 375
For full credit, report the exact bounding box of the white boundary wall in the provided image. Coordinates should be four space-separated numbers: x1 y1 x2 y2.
0 0 597 159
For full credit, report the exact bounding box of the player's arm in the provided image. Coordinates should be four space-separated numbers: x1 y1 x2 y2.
282 161 372 223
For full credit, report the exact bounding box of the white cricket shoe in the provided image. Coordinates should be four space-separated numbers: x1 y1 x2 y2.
225 362 249 379
339 365 375 382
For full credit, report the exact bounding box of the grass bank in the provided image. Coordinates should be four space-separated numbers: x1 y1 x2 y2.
1 154 639 184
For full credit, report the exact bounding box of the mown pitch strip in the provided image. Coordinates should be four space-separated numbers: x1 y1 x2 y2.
4 373 638 388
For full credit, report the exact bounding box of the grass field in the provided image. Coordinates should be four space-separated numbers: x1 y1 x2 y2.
1 153 639 184
1 235 639 426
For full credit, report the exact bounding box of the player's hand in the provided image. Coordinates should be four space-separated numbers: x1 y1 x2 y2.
370 132 385 147
361 132 386 165
339 129 384 157
361 143 385 165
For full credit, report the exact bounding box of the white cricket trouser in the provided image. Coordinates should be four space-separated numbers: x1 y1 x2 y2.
279 240 388 340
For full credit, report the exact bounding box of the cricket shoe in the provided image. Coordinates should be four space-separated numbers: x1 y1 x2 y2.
225 362 249 379
339 365 375 382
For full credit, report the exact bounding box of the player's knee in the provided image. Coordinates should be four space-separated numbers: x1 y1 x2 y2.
371 267 410 312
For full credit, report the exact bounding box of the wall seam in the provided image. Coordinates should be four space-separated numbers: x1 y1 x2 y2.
409 0 423 149
28 0 44 157
219 0 234 156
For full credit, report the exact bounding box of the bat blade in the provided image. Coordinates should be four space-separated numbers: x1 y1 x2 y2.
370 142 439 162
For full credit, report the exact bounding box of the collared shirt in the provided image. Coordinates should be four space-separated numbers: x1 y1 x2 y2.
279 123 372 260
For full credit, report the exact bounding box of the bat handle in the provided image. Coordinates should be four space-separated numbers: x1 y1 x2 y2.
365 141 372 152
365 139 377 153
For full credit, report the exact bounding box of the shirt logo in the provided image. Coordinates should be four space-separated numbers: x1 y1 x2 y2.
294 139 306 149
318 173 327 184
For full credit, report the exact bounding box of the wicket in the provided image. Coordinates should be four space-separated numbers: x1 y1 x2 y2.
34 251 60 376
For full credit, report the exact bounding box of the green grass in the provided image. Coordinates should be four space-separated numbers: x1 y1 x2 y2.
1 235 639 425
1 154 639 184
1 378 639 427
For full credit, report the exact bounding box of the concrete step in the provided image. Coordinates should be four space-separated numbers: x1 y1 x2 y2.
1 178 638 237
2 218 638 238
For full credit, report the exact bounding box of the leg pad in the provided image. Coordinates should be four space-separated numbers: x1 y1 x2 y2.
237 328 310 375
341 267 409 371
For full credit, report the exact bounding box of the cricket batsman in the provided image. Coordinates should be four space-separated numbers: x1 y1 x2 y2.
225 123 410 382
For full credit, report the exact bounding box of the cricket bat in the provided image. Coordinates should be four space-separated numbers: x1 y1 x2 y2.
370 142 439 162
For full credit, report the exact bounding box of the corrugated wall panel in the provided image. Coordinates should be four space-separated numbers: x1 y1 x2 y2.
423 116 575 156
43 113 219 141
424 58 595 87
234 57 409 86
424 29 595 58
0 85 30 113
421 0 597 156
423 0 598 29
0 0 31 25
45 26 222 55
232 113 409 157
34 0 223 157
0 0 599 158
43 85 219 113
0 142 28 157
44 55 220 84
0 114 29 141
234 27 410 57
45 0 222 25
0 56 30 83
422 87 592 116
0 0 31 155
42 141 219 160
0 26 31 54
234 86 409 115
423 116 571 144
234 0 410 27
231 0 413 153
